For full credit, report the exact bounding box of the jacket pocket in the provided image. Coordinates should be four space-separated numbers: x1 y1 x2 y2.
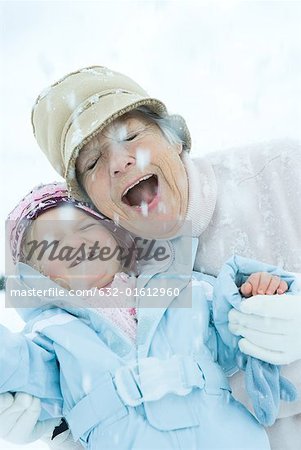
65 372 128 442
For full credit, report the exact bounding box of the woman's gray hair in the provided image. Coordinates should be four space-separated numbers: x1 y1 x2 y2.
133 106 184 148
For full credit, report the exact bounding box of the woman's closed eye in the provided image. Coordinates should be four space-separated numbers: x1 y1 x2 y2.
86 157 99 171
84 149 103 171
124 133 138 142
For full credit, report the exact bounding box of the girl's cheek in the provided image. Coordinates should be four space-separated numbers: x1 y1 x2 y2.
52 277 70 290
46 261 65 278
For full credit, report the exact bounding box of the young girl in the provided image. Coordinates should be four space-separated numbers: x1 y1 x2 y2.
2 182 296 449
8 181 138 338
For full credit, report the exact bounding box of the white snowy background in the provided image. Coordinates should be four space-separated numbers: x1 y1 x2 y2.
0 0 301 448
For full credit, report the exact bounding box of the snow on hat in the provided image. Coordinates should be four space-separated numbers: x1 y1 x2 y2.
7 181 137 271
31 66 191 201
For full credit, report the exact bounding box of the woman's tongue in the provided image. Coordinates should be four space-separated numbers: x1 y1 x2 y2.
125 177 157 207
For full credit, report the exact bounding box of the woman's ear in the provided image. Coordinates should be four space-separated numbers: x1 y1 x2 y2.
176 142 183 155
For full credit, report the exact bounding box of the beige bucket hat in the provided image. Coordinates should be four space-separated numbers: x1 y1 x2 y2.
32 66 191 200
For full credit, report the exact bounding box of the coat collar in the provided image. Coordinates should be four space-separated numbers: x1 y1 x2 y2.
179 152 217 238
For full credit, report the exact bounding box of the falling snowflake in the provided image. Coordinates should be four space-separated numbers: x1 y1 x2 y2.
136 148 150 170
140 201 148 217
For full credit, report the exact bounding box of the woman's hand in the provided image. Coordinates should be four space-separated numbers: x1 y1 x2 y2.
240 272 288 297
229 294 301 365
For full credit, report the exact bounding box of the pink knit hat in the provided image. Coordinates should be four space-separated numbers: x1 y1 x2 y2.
7 182 137 272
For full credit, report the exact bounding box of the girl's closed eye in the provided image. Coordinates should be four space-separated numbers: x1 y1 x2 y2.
80 222 96 231
69 255 85 269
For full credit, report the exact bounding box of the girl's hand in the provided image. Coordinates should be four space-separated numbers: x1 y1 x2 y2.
240 272 288 297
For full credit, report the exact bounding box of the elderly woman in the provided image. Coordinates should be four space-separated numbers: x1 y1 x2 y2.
2 66 301 449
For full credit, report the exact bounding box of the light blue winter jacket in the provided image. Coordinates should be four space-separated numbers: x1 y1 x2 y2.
2 237 271 450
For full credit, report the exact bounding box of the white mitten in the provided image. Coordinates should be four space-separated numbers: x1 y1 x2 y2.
228 294 301 365
0 392 59 444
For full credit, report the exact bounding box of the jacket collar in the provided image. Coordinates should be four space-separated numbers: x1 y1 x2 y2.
179 152 217 238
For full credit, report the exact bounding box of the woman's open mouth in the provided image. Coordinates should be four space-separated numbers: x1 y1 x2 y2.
121 174 159 212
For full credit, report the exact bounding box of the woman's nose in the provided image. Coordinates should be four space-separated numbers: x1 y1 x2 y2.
109 151 136 176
